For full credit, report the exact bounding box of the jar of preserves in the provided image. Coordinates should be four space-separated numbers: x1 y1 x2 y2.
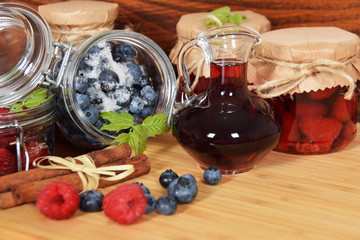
55 30 176 149
248 27 360 154
0 3 56 176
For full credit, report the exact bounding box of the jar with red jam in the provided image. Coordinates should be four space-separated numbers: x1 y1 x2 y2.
248 27 360 154
0 3 56 176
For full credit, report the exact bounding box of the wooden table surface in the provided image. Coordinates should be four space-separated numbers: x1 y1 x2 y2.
0 125 359 240
1 1 360 239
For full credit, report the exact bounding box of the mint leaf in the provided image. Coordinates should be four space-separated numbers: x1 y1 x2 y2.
204 6 246 29
100 111 134 131
113 132 130 145
229 13 246 25
101 111 170 155
9 88 52 112
142 114 170 137
128 125 148 155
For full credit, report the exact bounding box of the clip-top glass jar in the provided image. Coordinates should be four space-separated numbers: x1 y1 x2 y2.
55 31 176 149
0 3 56 176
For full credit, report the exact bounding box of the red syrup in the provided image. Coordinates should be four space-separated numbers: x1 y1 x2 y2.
171 59 281 174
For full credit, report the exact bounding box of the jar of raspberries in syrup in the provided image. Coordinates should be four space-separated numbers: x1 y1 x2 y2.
0 3 56 176
248 27 360 154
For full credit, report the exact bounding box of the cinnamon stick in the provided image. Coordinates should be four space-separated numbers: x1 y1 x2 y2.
5 154 150 208
0 192 16 209
0 144 131 193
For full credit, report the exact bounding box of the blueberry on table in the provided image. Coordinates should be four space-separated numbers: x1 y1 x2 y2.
111 42 137 63
159 169 179 188
141 85 157 106
114 86 131 107
167 175 198 204
99 69 119 93
156 195 178 215
145 194 156 214
129 96 145 114
203 166 222 185
82 105 99 124
135 182 151 195
126 63 142 82
76 93 90 109
79 190 104 212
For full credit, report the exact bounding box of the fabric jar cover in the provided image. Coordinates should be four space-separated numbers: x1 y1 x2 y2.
38 1 119 46
248 27 360 100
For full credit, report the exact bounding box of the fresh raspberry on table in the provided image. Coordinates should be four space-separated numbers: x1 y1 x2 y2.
36 181 80 220
103 183 147 224
0 147 17 176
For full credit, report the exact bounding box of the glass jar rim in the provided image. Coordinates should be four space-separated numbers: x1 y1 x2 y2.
0 3 53 106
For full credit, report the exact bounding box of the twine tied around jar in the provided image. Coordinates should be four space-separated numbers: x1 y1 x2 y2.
33 155 134 193
254 54 358 100
50 24 115 46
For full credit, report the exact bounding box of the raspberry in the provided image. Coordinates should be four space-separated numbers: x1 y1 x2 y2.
21 141 50 170
103 183 147 224
332 96 353 122
298 117 343 143
36 181 80 220
0 147 17 176
0 107 9 114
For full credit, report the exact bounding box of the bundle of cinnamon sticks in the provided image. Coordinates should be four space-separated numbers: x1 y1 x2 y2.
0 144 151 209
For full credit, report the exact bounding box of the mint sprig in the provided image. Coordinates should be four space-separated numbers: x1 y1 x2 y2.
204 6 246 29
9 88 52 112
100 111 170 155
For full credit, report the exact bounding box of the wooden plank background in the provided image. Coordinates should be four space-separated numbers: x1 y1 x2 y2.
12 0 360 55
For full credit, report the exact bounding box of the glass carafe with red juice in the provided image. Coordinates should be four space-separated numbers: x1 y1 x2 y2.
171 26 281 174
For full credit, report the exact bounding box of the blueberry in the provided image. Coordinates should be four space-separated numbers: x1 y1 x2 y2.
203 166 222 185
182 174 197 185
99 70 119 93
114 86 131 107
82 105 99 124
78 58 92 73
111 43 137 62
167 175 198 204
145 194 156 214
159 169 179 188
141 85 157 106
127 63 142 82
85 45 101 57
75 76 89 94
135 182 150 195
79 190 104 212
129 96 144 114
140 106 154 119
76 93 90 109
132 113 141 124
130 86 141 97
136 76 150 87
156 195 178 215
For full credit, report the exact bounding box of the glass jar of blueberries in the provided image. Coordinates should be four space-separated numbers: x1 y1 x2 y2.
55 31 176 149
0 3 56 176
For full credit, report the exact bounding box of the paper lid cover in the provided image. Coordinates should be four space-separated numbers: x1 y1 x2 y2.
38 1 119 25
